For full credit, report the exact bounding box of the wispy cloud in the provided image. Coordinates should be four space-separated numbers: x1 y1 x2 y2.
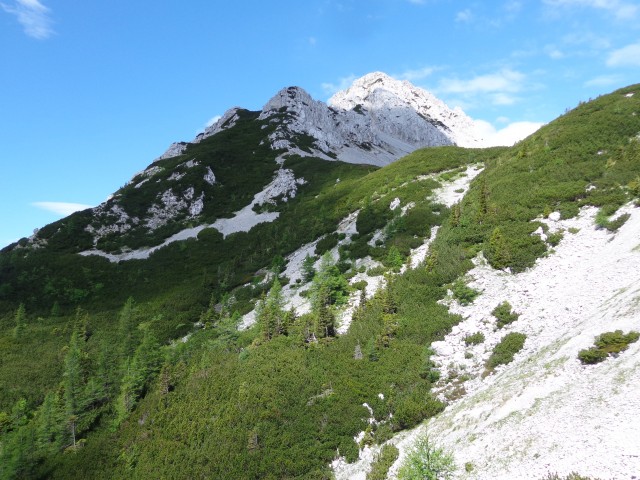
474 120 544 146
321 74 358 96
584 74 624 87
195 115 222 135
1 0 54 39
543 0 638 20
455 9 473 23
32 202 92 216
395 66 438 82
606 42 640 67
438 68 527 106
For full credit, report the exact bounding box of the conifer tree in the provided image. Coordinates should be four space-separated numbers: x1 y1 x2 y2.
118 297 137 361
13 303 26 339
386 246 404 271
63 326 85 448
302 254 316 282
34 392 65 454
256 280 286 340
487 227 511 270
200 293 219 326
114 321 163 426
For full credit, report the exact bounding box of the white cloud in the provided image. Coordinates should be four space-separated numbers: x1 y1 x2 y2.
474 120 544 147
308 36 317 46
206 115 221 127
407 0 425 4
195 115 222 136
584 74 624 87
1 0 54 39
395 66 438 82
504 1 523 13
491 93 518 105
544 45 565 59
455 9 473 22
32 202 92 216
439 69 525 95
321 74 358 96
606 42 640 67
543 0 638 20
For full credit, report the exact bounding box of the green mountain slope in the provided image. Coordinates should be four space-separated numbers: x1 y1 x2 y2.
0 84 639 479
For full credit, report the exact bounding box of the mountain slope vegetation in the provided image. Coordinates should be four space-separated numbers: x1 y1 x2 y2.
0 83 638 479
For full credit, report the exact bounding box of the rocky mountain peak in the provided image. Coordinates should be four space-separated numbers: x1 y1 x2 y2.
155 72 486 166
329 72 484 148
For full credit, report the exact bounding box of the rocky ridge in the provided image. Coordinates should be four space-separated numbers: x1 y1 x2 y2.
158 71 485 167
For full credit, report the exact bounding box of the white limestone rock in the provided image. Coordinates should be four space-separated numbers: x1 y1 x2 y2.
329 72 485 148
194 107 242 143
204 166 216 185
156 142 188 161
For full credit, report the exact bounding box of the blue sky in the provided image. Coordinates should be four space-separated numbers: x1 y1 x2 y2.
1 0 639 248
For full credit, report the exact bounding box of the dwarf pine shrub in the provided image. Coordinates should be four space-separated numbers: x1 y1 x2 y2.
578 330 639 364
486 332 526 372
492 301 519 329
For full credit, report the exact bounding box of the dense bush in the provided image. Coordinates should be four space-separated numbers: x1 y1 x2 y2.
451 278 480 306
397 436 455 480
464 332 485 345
366 444 399 480
485 332 526 372
578 330 639 364
492 301 520 328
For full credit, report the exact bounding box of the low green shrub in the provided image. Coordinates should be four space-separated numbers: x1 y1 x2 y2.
486 332 526 372
366 444 399 480
492 301 520 328
541 473 601 480
315 233 339 256
367 266 387 277
595 208 631 232
464 332 485 345
578 330 639 364
546 231 564 247
451 278 480 306
397 436 455 480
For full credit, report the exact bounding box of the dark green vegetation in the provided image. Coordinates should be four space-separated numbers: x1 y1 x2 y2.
397 436 455 480
366 444 399 480
492 301 520 329
0 84 639 478
577 330 639 364
485 332 527 373
541 474 601 480
463 332 485 346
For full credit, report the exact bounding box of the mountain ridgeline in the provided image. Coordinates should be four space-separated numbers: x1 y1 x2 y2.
0 75 639 479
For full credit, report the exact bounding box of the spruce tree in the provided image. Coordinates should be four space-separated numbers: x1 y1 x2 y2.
118 297 137 361
13 303 26 339
302 254 316 282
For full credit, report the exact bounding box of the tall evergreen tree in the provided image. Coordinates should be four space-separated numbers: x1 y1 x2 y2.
256 280 286 340
63 326 85 449
302 254 316 282
114 321 163 426
118 297 137 362
13 303 26 339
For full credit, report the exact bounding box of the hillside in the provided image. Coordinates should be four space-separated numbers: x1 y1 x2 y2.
0 80 639 480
